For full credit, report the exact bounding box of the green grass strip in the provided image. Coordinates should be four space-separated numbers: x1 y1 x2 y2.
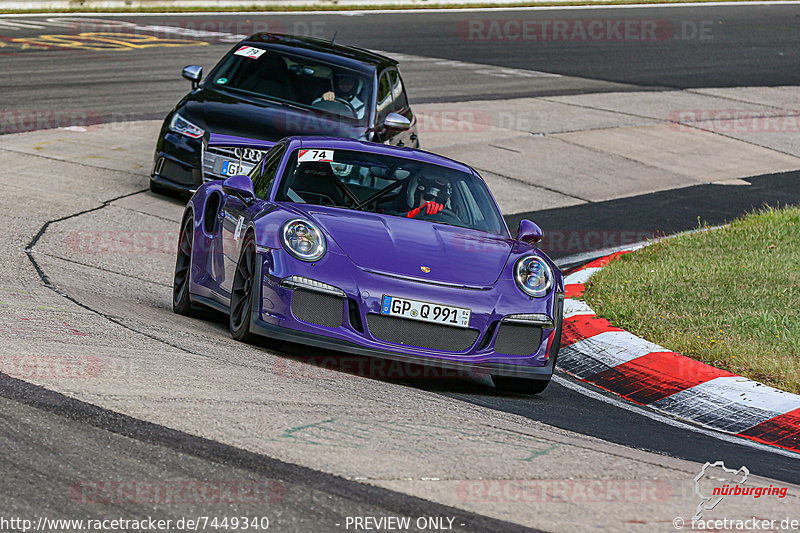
585 205 800 394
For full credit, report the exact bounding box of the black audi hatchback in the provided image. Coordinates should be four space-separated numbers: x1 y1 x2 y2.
151 33 418 194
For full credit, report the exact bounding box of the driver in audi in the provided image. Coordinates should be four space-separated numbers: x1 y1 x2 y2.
320 72 365 118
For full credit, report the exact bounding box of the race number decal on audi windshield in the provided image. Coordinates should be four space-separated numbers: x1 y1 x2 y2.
298 149 334 163
234 46 266 60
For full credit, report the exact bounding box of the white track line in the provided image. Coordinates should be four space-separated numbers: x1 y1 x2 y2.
556 243 645 269
552 374 800 458
4 1 800 17
0 20 48 27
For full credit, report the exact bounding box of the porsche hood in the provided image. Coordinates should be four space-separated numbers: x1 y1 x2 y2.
294 206 513 287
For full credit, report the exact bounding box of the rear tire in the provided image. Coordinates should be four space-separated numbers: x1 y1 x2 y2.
492 376 550 395
229 234 259 344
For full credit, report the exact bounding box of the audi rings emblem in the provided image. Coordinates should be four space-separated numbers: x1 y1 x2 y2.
234 148 267 163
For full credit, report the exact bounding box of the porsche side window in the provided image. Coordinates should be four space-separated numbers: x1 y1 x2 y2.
247 157 264 182
248 143 283 182
253 145 285 199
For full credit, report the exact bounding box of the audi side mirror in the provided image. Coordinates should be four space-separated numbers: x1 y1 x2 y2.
383 112 411 131
517 219 543 244
182 65 203 89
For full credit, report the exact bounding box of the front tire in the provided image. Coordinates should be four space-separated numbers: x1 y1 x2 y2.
173 216 198 316
229 234 259 344
492 376 550 395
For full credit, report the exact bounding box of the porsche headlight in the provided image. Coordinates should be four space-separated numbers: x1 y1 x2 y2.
514 255 553 298
169 113 205 139
281 219 326 262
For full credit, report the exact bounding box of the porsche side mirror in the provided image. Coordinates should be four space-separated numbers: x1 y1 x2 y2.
517 219 543 244
182 65 203 89
222 174 255 205
383 112 411 131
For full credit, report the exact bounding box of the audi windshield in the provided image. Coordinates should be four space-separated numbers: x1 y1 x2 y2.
208 48 372 124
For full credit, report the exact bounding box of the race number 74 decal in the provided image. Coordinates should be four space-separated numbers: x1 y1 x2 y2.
298 149 334 163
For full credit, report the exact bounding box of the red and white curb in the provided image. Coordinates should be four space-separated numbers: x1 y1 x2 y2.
560 251 800 454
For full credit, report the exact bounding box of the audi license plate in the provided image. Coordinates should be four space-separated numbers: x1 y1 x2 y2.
216 159 252 176
381 295 471 328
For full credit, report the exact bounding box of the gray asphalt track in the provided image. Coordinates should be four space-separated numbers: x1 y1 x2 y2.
0 374 538 533
1 5 800 530
2 4 800 130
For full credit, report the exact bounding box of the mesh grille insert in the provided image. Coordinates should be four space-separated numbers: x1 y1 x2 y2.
366 314 479 352
493 322 543 356
291 289 344 328
160 159 195 185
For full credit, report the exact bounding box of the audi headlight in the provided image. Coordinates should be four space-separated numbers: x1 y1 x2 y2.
281 219 326 262
514 255 553 298
169 113 205 139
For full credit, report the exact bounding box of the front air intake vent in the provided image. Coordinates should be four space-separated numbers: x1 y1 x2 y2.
291 289 344 328
366 314 479 352
493 322 543 356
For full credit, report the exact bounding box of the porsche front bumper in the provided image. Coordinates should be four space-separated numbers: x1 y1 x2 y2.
241 249 564 380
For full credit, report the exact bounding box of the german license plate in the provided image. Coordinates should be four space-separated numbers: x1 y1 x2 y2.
217 159 251 176
380 295 471 328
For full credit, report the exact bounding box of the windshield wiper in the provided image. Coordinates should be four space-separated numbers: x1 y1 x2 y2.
216 86 318 114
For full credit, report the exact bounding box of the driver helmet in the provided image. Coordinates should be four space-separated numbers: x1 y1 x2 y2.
333 72 358 99
415 175 452 207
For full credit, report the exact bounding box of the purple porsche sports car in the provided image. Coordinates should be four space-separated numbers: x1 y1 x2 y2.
173 135 564 394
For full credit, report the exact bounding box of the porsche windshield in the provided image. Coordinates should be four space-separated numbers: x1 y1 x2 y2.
275 148 508 236
209 48 371 124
